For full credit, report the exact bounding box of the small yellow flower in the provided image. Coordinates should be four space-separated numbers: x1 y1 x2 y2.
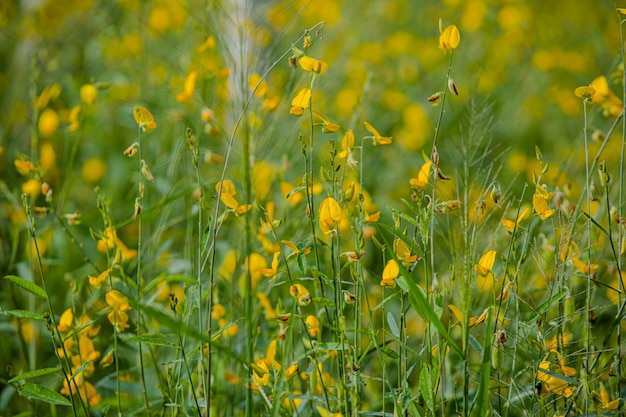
89 269 110 288
289 283 311 306
305 315 320 337
533 193 555 220
285 362 299 379
438 24 460 52
133 105 157 131
364 121 392 146
290 88 311 116
298 56 328 74
319 197 342 234
380 259 400 288
574 86 596 100
474 250 496 276
409 160 432 189
106 290 132 332
261 252 280 277
313 110 340 133
216 179 251 215
501 207 530 233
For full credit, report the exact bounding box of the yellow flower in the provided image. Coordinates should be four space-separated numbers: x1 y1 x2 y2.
215 179 251 215
316 406 343 417
38 108 59 137
105 290 132 331
537 360 574 398
176 71 198 103
305 315 320 337
89 269 110 288
80 84 98 105
319 197 342 234
133 105 157 131
290 87 311 116
15 159 35 175
289 283 311 306
313 110 340 133
409 160 432 189
262 339 281 371
364 121 392 146
394 238 419 266
380 259 400 288
474 250 496 276
57 308 74 333
574 86 595 100
284 362 299 380
261 252 280 277
298 56 328 74
439 24 460 52
96 227 137 261
501 207 530 233
532 193 554 220
22 179 41 197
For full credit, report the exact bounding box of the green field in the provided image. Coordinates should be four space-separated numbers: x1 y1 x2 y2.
1 1 625 416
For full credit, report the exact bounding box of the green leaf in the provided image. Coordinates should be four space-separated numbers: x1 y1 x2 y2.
71 361 92 379
2 309 46 321
379 346 399 360
386 312 400 338
8 368 62 383
420 364 435 412
311 297 335 307
4 275 48 300
527 290 568 322
17 382 71 406
126 334 179 348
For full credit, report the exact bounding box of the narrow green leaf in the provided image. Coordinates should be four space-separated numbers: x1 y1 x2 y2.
527 290 568 322
8 368 62 383
379 346 399 360
2 309 46 321
17 382 71 406
420 364 435 412
126 334 179 348
71 361 92 379
386 312 400 338
4 275 48 300
396 275 462 357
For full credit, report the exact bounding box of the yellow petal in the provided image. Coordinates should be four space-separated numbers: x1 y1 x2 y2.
574 86 595 100
448 304 464 323
382 259 400 281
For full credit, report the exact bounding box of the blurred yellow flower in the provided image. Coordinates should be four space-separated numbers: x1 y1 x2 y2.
176 71 197 102
14 159 34 175
82 157 107 184
248 73 269 98
439 24 460 52
574 86 595 100
22 179 41 197
39 108 59 137
80 84 98 105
